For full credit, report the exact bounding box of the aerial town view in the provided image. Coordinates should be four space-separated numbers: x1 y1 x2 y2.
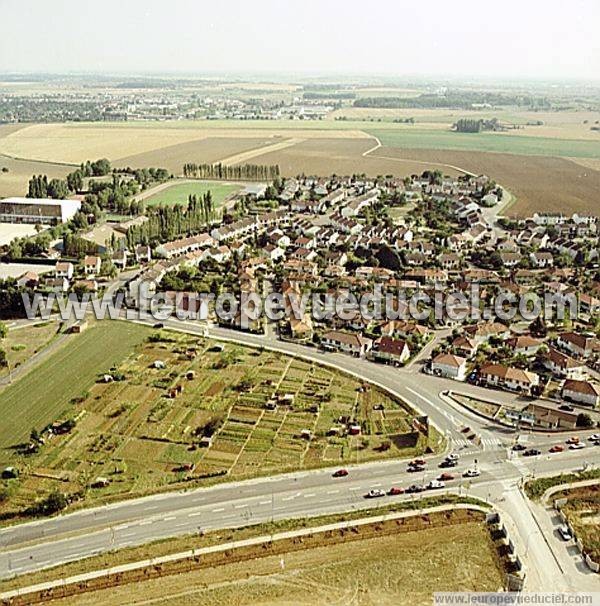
0 1 599 605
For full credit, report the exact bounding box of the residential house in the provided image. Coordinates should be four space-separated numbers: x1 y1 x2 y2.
431 353 467 381
561 379 600 408
556 332 598 359
83 255 101 276
370 337 410 366
543 347 585 379
55 262 74 280
504 335 543 356
479 364 540 394
321 331 373 357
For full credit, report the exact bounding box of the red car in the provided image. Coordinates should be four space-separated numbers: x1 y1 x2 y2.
438 473 455 481
332 469 348 477
388 486 404 496
410 458 426 467
549 445 564 453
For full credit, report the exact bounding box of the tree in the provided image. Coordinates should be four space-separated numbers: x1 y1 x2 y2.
576 413 593 428
0 321 7 339
0 349 6 368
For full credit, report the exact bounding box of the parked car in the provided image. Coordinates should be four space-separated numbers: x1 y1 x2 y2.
559 404 574 412
463 468 480 478
427 479 445 489
511 443 526 451
438 473 455 481
523 449 541 457
549 445 564 453
388 486 404 496
332 469 348 477
153 322 164 329
558 525 572 541
365 489 385 499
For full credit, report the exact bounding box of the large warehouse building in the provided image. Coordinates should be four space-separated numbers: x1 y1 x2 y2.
0 197 81 225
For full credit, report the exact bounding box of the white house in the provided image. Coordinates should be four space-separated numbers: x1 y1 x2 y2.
431 353 467 381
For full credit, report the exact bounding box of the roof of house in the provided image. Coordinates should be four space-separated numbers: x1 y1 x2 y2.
322 331 372 348
375 336 409 357
562 379 600 397
432 353 466 368
480 364 539 385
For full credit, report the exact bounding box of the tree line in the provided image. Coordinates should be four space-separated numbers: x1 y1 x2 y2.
125 192 216 248
182 163 280 181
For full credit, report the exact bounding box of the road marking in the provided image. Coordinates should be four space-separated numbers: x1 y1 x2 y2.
326 490 339 495
259 500 271 506
234 503 248 509
282 496 296 501
188 512 203 518
163 516 177 522
139 520 153 526
303 493 316 498
211 507 225 513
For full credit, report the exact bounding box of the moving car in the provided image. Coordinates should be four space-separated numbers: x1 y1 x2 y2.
523 448 541 457
549 445 564 453
439 459 458 468
558 525 572 541
559 404 574 412
332 469 348 477
588 434 600 442
438 473 455 481
569 442 585 450
446 453 459 461
410 458 426 466
407 464 426 472
427 479 445 489
388 486 404 496
463 468 480 477
406 484 425 494
511 443 526 451
566 436 580 444
365 489 385 499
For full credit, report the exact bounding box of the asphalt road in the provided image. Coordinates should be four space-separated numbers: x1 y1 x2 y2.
0 318 597 587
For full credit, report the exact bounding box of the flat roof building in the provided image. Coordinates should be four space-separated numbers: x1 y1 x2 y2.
0 197 81 225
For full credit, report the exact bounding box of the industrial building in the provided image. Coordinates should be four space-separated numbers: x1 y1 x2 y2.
0 197 81 225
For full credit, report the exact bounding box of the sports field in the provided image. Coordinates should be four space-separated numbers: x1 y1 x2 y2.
142 180 241 207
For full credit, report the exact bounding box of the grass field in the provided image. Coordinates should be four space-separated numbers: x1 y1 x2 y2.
50 520 503 606
368 128 600 159
143 181 241 207
0 320 61 380
0 321 149 457
0 330 430 518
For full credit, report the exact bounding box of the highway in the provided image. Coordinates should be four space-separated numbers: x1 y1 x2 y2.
0 318 598 590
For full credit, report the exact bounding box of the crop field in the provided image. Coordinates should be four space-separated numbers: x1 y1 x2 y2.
239 138 463 179
142 180 241 207
368 128 600 159
116 136 279 174
52 520 503 606
0 330 428 518
0 321 149 458
557 484 600 562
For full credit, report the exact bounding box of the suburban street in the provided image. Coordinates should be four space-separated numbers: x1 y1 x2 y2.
0 318 598 592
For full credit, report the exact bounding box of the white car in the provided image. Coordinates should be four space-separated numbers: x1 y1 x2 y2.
427 480 445 489
569 442 585 450
558 525 572 541
463 468 481 477
365 489 385 499
588 434 600 442
446 453 460 461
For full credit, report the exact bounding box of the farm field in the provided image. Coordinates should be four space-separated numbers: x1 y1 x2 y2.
116 136 279 174
367 128 600 159
0 153 72 198
0 330 431 519
0 320 61 380
367 147 600 217
0 321 149 458
142 180 241 207
51 520 503 606
238 138 463 179
556 484 599 562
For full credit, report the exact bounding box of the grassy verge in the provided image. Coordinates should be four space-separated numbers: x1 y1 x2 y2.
0 494 487 593
524 468 600 500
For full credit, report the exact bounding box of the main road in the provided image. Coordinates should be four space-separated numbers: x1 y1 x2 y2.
0 317 597 591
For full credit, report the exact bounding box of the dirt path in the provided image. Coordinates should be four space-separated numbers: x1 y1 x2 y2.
219 138 305 166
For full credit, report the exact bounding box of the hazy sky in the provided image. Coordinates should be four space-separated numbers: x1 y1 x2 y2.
1 0 599 80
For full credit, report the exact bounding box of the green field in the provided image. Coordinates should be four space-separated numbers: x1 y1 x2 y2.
368 128 600 158
0 321 149 456
143 181 241 207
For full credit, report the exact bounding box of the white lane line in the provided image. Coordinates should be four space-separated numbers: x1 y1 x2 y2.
175 522 188 528
282 495 296 501
143 505 159 511
163 516 176 522
139 520 153 526
121 531 137 538
234 503 248 509
211 507 225 513
326 490 339 495
259 500 270 506
303 493 316 498
188 512 203 518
